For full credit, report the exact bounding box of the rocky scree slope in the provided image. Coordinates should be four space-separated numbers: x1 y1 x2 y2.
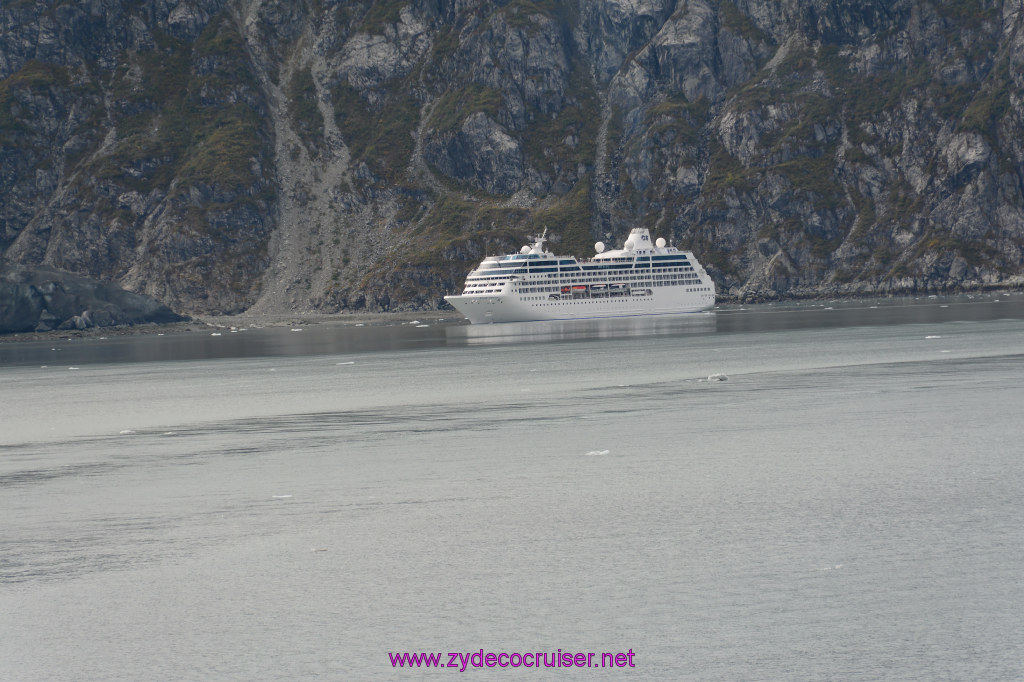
1 0 1022 315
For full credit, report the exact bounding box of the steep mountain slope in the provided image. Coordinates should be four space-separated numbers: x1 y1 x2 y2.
2 0 1022 314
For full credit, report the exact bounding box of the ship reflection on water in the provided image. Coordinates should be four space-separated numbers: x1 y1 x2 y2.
445 311 718 345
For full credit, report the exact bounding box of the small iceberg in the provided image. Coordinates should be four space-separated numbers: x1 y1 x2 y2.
707 373 729 382
585 450 610 456
925 335 942 339
272 495 293 499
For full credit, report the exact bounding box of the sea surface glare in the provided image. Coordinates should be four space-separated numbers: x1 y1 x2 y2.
2 297 1023 680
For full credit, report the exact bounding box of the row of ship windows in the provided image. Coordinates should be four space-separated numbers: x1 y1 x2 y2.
466 281 705 294
522 299 640 303
466 276 703 292
520 284 712 296
466 284 713 299
468 271 698 286
474 264 695 277
469 266 696 278
522 299 645 304
516 285 712 300
520 288 711 305
493 257 689 266
513 277 701 292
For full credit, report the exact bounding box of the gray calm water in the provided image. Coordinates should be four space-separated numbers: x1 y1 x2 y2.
2 295 1024 680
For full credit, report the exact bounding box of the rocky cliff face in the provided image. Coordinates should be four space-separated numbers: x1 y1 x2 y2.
2 0 1022 314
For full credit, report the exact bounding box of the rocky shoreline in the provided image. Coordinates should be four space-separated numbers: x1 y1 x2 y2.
722 277 1024 304
5 284 1023 345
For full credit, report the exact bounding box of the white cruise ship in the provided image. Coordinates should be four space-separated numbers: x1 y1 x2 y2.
444 228 716 324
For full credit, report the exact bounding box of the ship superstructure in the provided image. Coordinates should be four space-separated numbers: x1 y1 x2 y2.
444 228 716 324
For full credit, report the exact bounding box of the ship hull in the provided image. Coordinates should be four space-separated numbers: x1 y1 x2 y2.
445 288 715 324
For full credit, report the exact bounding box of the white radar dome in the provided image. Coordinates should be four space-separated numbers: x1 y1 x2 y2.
595 241 605 253
520 245 530 254
656 237 666 248
625 239 635 251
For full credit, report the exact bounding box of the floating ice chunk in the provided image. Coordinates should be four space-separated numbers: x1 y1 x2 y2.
925 335 942 339
68 367 80 370
355 323 364 327
410 320 420 325
416 324 429 328
336 361 355 365
291 328 303 332
707 373 729 382
585 450 610 456
210 332 221 336
119 429 135 435
272 495 293 499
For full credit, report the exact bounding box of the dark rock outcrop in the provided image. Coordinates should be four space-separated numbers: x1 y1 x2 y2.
0 265 188 334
